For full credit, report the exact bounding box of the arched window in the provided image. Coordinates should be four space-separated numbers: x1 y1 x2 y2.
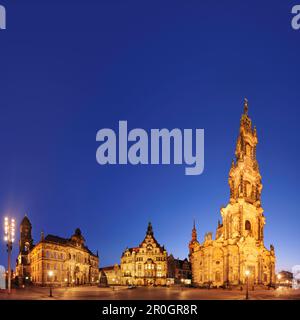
245 220 251 231
246 182 252 197
246 144 251 156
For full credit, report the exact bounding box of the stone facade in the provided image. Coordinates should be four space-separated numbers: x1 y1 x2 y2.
189 99 276 287
120 222 167 286
15 217 99 286
15 215 34 284
167 255 192 284
99 264 121 286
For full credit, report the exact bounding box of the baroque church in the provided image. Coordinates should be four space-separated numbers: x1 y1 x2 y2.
189 99 276 287
15 216 99 286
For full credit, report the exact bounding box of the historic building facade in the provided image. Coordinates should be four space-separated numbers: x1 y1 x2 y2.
120 222 167 286
167 255 192 285
16 216 99 286
189 100 276 287
15 215 34 284
99 264 121 286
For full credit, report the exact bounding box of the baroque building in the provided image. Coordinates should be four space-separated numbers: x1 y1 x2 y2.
189 100 276 287
16 216 99 286
120 222 167 286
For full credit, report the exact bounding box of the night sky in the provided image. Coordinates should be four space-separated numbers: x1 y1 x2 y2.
0 1 299 272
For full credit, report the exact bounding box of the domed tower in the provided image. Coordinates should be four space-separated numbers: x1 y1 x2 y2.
71 228 85 247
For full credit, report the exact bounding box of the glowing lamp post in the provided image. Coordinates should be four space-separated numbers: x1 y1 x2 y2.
245 270 250 300
48 270 54 297
277 273 282 287
4 217 15 294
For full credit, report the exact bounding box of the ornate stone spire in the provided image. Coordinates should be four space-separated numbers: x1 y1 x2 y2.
228 98 262 205
191 220 197 242
231 159 235 169
146 222 153 236
243 98 248 115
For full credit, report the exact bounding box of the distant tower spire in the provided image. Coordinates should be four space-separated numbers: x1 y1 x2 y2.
189 220 198 256
41 230 44 241
146 222 153 236
19 215 33 253
192 220 197 242
244 98 248 115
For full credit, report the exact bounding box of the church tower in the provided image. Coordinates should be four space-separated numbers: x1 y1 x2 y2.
189 220 198 256
16 215 34 284
189 99 276 288
222 99 265 242
19 215 34 253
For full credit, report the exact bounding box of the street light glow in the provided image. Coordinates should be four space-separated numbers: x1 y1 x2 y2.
3 216 16 294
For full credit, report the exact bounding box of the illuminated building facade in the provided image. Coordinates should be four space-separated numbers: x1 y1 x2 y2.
189 100 276 287
120 222 167 286
99 264 121 286
16 216 99 286
167 255 192 284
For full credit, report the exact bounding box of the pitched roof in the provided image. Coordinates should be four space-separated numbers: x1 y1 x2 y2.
43 234 98 257
44 234 68 244
20 215 32 226
99 265 119 271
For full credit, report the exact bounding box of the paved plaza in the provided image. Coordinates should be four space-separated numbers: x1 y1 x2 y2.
0 286 299 300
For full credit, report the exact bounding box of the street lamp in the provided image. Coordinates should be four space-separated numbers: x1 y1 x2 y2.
245 270 250 300
180 278 185 291
112 278 115 291
48 270 54 297
277 274 281 283
4 217 15 294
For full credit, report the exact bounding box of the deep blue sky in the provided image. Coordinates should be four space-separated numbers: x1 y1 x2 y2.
0 1 299 272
